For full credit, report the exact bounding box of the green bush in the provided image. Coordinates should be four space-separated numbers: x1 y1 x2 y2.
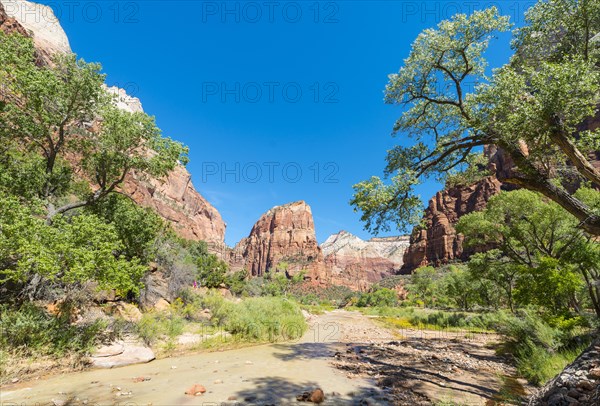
357 288 398 307
135 309 185 345
494 309 591 385
225 297 306 341
0 304 104 356
179 292 306 341
226 270 249 295
290 283 356 307
196 253 229 288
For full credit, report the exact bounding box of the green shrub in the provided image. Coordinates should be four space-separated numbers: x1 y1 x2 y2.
357 288 398 307
290 283 356 307
196 253 229 288
514 341 588 385
135 309 185 345
0 304 104 356
494 309 591 385
226 270 249 295
224 297 306 341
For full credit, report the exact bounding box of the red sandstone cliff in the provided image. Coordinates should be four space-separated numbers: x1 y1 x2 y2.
401 176 502 272
229 201 325 282
321 231 410 291
0 1 26 36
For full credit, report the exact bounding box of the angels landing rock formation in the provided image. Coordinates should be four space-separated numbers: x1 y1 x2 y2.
0 0 226 243
229 201 326 281
401 176 503 272
321 231 410 291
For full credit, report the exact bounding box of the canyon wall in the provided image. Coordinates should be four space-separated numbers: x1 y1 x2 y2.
401 176 503 272
321 231 410 291
229 201 326 282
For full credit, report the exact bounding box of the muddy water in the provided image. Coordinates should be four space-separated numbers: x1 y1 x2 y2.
1 311 384 405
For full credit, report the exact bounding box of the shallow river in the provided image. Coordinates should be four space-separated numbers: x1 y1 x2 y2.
1 310 384 405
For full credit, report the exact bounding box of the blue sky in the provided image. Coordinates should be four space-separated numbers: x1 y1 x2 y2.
37 0 531 246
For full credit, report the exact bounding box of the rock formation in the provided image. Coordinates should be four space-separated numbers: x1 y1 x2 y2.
401 176 503 272
0 0 226 244
1 0 69 59
0 1 27 36
229 201 325 282
321 231 410 291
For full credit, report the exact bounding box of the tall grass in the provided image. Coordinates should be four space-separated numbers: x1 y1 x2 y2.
494 310 591 385
352 306 501 332
224 297 306 341
165 290 307 342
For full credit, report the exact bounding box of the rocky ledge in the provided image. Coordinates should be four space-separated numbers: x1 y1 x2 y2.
528 338 600 406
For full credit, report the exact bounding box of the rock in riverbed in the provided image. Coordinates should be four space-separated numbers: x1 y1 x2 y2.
185 384 206 396
90 340 154 368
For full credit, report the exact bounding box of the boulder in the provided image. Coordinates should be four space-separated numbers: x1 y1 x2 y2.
154 298 170 312
108 302 142 322
90 341 154 368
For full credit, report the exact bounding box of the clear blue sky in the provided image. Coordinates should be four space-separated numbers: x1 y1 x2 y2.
38 0 530 246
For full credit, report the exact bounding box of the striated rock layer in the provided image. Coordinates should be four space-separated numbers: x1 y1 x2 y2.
401 176 503 272
321 231 410 291
0 0 226 244
229 201 326 282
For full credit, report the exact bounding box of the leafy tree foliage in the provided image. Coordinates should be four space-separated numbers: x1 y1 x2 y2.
444 266 479 311
86 194 164 262
0 32 191 300
196 253 229 289
457 189 600 316
357 287 398 307
0 195 146 298
352 2 600 236
0 32 189 219
407 266 439 306
444 152 491 188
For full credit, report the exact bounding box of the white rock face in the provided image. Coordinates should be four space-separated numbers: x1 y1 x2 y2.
2 1 142 115
1 0 70 54
104 85 144 113
321 231 411 290
322 231 410 264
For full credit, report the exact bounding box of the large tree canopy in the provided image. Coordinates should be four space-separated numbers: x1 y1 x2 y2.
0 32 189 219
457 189 600 315
351 1 600 236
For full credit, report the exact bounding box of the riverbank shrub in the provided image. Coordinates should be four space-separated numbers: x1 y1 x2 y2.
0 303 105 356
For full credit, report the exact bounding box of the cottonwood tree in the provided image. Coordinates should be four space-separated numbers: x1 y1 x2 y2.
457 189 600 316
0 32 189 219
351 1 600 236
